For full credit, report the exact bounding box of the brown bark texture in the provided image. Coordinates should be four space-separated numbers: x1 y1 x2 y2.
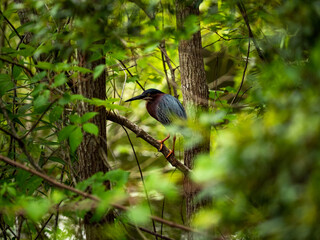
176 1 210 239
76 51 113 240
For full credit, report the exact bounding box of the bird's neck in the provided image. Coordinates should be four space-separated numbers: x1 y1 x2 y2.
146 93 164 121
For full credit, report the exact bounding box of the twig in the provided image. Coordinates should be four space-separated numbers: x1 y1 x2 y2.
118 59 144 91
118 63 128 104
237 1 265 61
231 38 251 105
135 225 174 240
0 56 33 76
0 154 196 233
122 126 158 239
161 48 172 96
106 111 191 175
0 9 23 40
34 214 54 240
0 126 42 172
158 44 178 98
21 99 58 139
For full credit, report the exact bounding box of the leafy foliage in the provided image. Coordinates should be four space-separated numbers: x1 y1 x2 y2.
0 0 319 239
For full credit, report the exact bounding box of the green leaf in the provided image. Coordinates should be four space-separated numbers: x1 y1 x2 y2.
18 44 35 57
83 123 98 136
12 65 22 79
72 66 93 74
0 74 14 96
48 156 65 165
49 105 64 122
88 98 128 111
93 64 105 80
30 71 47 83
80 112 98 123
34 90 50 113
37 61 55 70
52 73 67 87
69 126 83 152
128 75 139 83
70 94 87 101
104 169 129 187
24 198 50 221
127 205 149 225
69 114 82 124
58 125 77 141
31 83 46 97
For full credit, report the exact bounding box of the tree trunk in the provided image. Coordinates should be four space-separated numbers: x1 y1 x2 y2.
176 1 209 239
76 51 113 240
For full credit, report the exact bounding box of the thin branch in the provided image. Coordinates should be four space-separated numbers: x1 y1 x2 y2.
135 225 174 240
0 9 23 40
0 126 42 172
161 48 172 96
0 154 196 233
231 39 251 105
237 1 265 61
0 56 33 76
122 126 158 239
106 111 191 175
0 220 8 240
158 44 178 98
118 59 144 91
21 99 58 139
0 97 19 136
34 214 54 240
118 63 128 105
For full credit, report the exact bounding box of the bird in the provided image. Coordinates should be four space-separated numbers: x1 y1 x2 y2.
125 88 187 158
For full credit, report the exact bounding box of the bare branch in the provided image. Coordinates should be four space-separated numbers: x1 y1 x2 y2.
106 111 191 175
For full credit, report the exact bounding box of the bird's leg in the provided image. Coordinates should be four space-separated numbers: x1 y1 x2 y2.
166 135 176 158
158 134 170 151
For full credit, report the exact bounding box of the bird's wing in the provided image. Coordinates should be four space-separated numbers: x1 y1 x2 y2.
156 94 187 125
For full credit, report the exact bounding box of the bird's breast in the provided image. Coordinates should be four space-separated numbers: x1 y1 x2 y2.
146 101 159 122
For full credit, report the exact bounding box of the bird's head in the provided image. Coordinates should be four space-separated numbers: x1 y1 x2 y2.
125 89 165 102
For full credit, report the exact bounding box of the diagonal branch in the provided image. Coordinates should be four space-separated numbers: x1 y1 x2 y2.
21 99 58 139
106 111 191 175
237 1 265 61
0 56 33 77
0 154 195 233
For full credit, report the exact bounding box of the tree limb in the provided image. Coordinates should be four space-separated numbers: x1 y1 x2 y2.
106 111 191 175
0 154 195 233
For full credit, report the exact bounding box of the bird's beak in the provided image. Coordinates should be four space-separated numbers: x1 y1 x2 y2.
125 94 145 102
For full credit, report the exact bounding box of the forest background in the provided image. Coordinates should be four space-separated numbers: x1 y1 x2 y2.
0 0 320 239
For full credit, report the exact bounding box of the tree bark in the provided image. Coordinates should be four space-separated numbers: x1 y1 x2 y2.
76 51 113 240
176 1 209 239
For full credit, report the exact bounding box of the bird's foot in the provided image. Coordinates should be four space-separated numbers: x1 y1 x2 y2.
166 149 174 159
158 134 170 151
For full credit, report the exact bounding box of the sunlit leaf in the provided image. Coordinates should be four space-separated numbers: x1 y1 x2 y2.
69 126 83 152
83 123 98 136
93 64 105 80
52 73 67 87
58 125 77 141
80 112 98 123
